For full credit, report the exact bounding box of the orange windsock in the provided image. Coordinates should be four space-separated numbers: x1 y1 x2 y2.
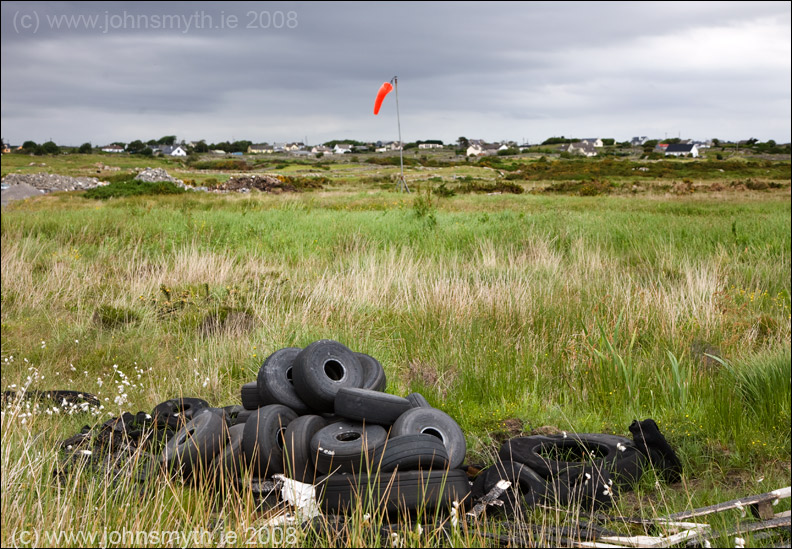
373 82 394 115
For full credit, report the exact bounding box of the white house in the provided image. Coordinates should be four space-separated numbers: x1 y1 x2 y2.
311 145 332 154
418 143 443 149
664 144 699 158
466 143 484 156
580 138 604 148
101 145 124 153
159 145 187 157
334 143 353 154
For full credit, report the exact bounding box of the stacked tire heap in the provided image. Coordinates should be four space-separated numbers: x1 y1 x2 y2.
153 340 471 514
471 420 682 513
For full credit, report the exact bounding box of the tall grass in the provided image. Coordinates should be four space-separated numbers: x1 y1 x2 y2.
2 190 790 546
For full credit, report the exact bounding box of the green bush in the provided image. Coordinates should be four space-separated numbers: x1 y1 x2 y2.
432 183 456 197
191 159 252 171
84 181 186 199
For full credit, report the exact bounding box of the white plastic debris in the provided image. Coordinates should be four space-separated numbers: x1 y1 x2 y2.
273 474 320 521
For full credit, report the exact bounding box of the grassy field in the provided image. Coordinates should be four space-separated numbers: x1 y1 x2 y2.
1 153 790 546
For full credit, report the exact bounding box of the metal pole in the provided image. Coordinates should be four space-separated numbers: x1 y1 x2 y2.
392 76 410 193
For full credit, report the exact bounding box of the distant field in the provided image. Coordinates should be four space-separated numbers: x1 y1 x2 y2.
1 153 790 546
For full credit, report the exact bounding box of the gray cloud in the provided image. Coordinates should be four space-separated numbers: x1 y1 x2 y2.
2 1 789 145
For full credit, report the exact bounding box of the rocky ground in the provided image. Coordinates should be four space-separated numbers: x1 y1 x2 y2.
1 172 109 206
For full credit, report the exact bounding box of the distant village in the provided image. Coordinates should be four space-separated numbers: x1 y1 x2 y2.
2 135 788 158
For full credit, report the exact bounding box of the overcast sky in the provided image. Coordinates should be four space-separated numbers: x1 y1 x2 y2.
1 1 790 146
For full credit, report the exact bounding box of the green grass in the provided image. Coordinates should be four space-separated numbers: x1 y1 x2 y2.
1 177 790 546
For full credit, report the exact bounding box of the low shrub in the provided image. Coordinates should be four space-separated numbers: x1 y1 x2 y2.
84 181 186 199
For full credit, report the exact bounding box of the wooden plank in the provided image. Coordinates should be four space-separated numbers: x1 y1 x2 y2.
466 479 510 520
665 486 791 521
683 515 791 548
597 528 704 548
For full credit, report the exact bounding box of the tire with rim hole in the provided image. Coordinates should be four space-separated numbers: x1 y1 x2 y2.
283 415 327 483
498 433 644 487
310 421 387 474
406 392 431 408
356 353 387 392
152 397 210 430
473 460 548 515
160 408 226 478
292 340 364 413
242 404 298 478
333 388 411 426
391 407 467 470
256 347 311 415
371 434 449 472
318 469 471 514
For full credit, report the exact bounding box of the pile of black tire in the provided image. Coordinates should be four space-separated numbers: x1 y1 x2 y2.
471 419 682 513
152 340 471 513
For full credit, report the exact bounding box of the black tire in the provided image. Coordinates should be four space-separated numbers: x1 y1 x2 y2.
242 404 298 478
477 460 548 514
499 433 636 480
257 347 311 415
334 388 411 426
318 469 471 514
241 381 264 410
292 340 364 413
283 415 328 483
310 421 387 474
152 397 210 429
356 353 387 392
371 434 449 472
547 465 616 510
221 405 247 426
160 408 226 478
406 392 431 408
211 423 247 480
392 408 467 470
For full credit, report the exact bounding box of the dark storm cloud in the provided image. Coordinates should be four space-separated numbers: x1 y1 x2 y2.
1 1 789 145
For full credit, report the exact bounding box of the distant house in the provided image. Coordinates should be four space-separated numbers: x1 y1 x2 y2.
580 138 604 148
654 143 670 152
664 144 699 158
248 143 273 154
418 143 443 149
466 143 484 156
560 142 598 157
211 149 226 155
272 142 287 153
101 145 125 153
630 136 648 147
373 141 402 152
311 145 332 155
333 144 353 154
285 142 304 151
159 145 187 157
466 142 499 156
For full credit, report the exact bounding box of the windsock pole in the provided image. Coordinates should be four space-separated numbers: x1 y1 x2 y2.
392 76 410 193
